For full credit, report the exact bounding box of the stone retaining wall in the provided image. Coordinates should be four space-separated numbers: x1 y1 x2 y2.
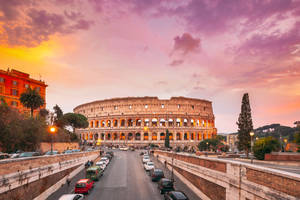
155 151 300 200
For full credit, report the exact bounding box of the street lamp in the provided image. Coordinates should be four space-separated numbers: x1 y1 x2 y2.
49 125 57 154
250 131 254 164
283 138 288 152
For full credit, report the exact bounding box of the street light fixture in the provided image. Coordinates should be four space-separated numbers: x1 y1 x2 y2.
250 131 254 164
283 138 288 152
49 125 57 154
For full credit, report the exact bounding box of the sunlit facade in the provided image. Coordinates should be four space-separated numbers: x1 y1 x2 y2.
74 97 217 147
0 68 47 115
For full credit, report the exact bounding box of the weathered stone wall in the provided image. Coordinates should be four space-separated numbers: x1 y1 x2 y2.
265 152 300 161
0 165 79 200
0 151 97 176
155 151 300 200
39 142 79 153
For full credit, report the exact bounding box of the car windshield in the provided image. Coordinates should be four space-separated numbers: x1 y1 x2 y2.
20 152 34 157
172 192 187 199
144 156 149 159
76 183 86 188
147 162 153 166
87 171 96 175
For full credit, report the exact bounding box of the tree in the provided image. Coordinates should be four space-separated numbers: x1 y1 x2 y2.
237 93 253 157
53 104 65 127
62 113 88 133
253 137 280 160
165 129 170 148
19 88 44 117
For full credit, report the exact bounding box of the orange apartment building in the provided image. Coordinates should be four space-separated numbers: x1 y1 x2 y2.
0 68 47 115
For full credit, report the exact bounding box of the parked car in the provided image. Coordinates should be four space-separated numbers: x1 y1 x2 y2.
0 153 10 160
140 152 144 156
87 148 94 152
144 161 155 171
9 153 20 158
142 155 150 163
104 154 112 160
95 161 107 171
74 179 94 194
44 150 59 155
158 178 174 194
58 194 84 200
86 166 103 181
19 152 40 158
63 150 73 154
100 157 110 165
150 169 165 182
106 151 114 157
164 191 189 200
72 149 81 153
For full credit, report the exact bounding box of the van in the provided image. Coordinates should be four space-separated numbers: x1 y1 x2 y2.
86 166 103 181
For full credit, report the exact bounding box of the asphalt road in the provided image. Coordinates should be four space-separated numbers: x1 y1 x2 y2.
48 150 200 200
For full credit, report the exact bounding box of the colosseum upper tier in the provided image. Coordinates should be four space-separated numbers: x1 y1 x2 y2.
74 96 217 147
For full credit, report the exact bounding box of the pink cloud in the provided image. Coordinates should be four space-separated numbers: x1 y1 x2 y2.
172 33 200 55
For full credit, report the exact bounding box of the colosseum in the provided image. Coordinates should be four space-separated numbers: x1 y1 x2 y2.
74 97 217 148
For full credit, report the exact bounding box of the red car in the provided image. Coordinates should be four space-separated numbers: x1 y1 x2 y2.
74 179 94 194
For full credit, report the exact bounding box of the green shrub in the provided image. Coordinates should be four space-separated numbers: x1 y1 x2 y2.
253 137 280 160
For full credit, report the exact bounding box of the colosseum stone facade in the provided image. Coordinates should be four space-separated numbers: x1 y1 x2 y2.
74 97 217 147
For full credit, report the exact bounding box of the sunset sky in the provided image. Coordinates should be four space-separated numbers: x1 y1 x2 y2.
0 0 299 133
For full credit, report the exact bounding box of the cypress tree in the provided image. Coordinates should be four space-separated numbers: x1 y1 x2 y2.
165 129 170 148
237 93 253 157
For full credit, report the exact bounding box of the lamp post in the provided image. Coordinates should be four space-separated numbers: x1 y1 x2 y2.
250 131 254 164
283 138 288 152
49 126 57 154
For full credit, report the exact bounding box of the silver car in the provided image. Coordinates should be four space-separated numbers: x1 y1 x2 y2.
58 194 84 200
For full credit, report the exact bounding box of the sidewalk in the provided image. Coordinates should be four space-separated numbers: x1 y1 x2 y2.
150 154 201 200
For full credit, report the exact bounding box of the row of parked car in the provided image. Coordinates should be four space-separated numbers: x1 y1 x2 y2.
141 152 189 200
58 151 114 200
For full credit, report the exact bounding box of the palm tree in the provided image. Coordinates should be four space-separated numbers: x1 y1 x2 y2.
20 88 44 117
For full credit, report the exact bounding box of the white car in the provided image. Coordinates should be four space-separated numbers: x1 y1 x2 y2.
100 157 109 165
142 156 150 163
96 161 107 170
120 147 129 151
59 194 84 200
144 161 154 171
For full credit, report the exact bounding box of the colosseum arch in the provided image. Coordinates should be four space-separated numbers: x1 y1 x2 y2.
120 119 125 127
184 132 189 140
169 132 173 140
176 132 182 140
152 118 158 127
144 132 149 140
135 133 141 140
128 132 133 140
152 132 157 140
120 133 125 140
113 119 118 127
128 119 133 127
160 132 165 140
136 119 142 126
113 133 118 140
94 134 98 140
74 96 216 147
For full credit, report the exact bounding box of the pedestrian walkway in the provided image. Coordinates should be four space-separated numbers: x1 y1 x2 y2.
150 154 201 200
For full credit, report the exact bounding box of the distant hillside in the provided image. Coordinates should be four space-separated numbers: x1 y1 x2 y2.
254 123 299 142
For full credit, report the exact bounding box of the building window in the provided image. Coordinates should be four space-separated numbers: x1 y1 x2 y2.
177 104 180 109
0 86 3 94
11 89 18 96
11 101 18 106
100 107 103 111
191 105 194 109
161 104 165 108
129 105 132 109
12 80 18 86
114 106 118 110
91 108 93 112
35 87 40 92
0 77 4 83
145 104 148 109
25 84 29 89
